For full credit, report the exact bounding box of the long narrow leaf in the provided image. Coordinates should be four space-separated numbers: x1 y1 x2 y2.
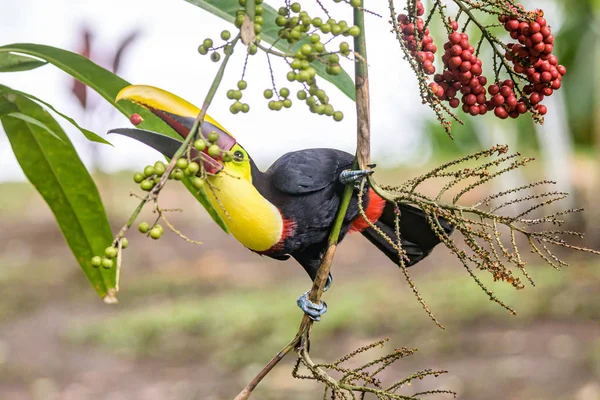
11 88 112 145
183 0 356 101
0 52 47 72
0 43 229 233
0 86 116 300
4 112 64 141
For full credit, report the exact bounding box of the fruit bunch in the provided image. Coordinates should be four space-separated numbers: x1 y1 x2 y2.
500 10 565 116
487 80 528 119
397 1 437 75
433 27 489 116
91 239 129 269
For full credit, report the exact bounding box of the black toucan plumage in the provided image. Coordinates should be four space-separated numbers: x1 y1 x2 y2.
112 85 454 320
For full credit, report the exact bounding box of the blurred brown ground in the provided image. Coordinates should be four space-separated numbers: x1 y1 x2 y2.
0 166 599 400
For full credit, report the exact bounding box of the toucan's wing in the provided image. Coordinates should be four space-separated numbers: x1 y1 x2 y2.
108 128 181 158
268 148 354 194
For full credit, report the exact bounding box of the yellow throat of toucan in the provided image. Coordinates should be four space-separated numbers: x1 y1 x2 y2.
116 85 284 252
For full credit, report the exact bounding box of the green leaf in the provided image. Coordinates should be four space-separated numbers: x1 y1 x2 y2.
0 86 116 300
0 43 229 233
183 0 356 101
13 89 112 145
3 112 64 141
0 52 47 72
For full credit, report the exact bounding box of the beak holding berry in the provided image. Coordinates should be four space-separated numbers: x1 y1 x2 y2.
113 85 238 175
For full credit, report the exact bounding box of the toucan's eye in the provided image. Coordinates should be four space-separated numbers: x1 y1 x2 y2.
233 150 244 162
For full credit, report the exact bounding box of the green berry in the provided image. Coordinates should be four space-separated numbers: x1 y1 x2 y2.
154 161 166 176
276 15 287 26
297 90 307 100
255 4 263 14
155 224 164 233
208 131 219 143
232 101 243 113
306 97 317 106
340 42 350 55
330 65 341 75
91 256 102 267
101 257 114 269
328 54 339 64
235 14 245 27
222 152 233 162
254 23 262 34
287 71 296 81
238 0 246 6
324 105 334 116
143 165 155 177
138 222 150 233
320 23 331 33
348 26 360 37
280 87 290 98
203 39 213 49
140 180 154 191
185 162 200 176
278 6 287 16
314 42 325 53
150 227 163 240
198 45 208 55
227 89 235 99
350 0 361 6
333 111 344 121
290 2 301 12
331 24 342 36
221 30 231 40
172 169 184 181
291 58 302 69
283 99 292 108
121 238 129 249
312 17 322 27
310 34 320 43
211 52 221 62
248 44 258 55
105 246 118 259
194 140 207 151
133 172 145 183
264 89 273 99
176 158 189 169
241 103 250 113
238 80 247 90
301 44 312 56
208 144 221 157
191 176 205 189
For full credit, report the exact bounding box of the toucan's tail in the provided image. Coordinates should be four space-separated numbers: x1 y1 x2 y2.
361 203 453 267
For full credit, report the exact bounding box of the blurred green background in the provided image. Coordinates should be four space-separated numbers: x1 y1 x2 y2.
1 0 599 399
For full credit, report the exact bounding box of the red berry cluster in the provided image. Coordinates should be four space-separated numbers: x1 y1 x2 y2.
433 28 489 116
487 80 529 119
500 11 565 116
397 1 437 75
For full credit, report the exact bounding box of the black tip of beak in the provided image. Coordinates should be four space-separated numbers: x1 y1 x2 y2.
108 128 182 159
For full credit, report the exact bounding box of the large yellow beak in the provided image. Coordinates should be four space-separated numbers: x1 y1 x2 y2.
115 85 236 150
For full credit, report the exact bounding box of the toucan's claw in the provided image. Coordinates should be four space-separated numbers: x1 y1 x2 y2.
324 274 333 292
339 169 374 187
297 291 328 321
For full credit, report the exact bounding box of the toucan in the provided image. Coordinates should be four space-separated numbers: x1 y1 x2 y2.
111 85 453 320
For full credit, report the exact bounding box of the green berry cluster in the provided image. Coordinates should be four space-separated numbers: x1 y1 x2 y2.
138 221 164 240
227 80 250 114
91 238 129 269
264 87 292 110
133 161 167 191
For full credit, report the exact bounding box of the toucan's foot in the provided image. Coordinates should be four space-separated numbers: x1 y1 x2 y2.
297 291 328 321
339 169 374 186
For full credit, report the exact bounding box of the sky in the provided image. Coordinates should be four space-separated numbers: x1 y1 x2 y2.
0 0 435 182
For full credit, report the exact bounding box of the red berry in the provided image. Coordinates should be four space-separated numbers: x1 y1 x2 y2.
494 106 509 119
488 84 500 95
449 32 461 44
449 98 460 108
536 105 548 115
130 113 143 126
